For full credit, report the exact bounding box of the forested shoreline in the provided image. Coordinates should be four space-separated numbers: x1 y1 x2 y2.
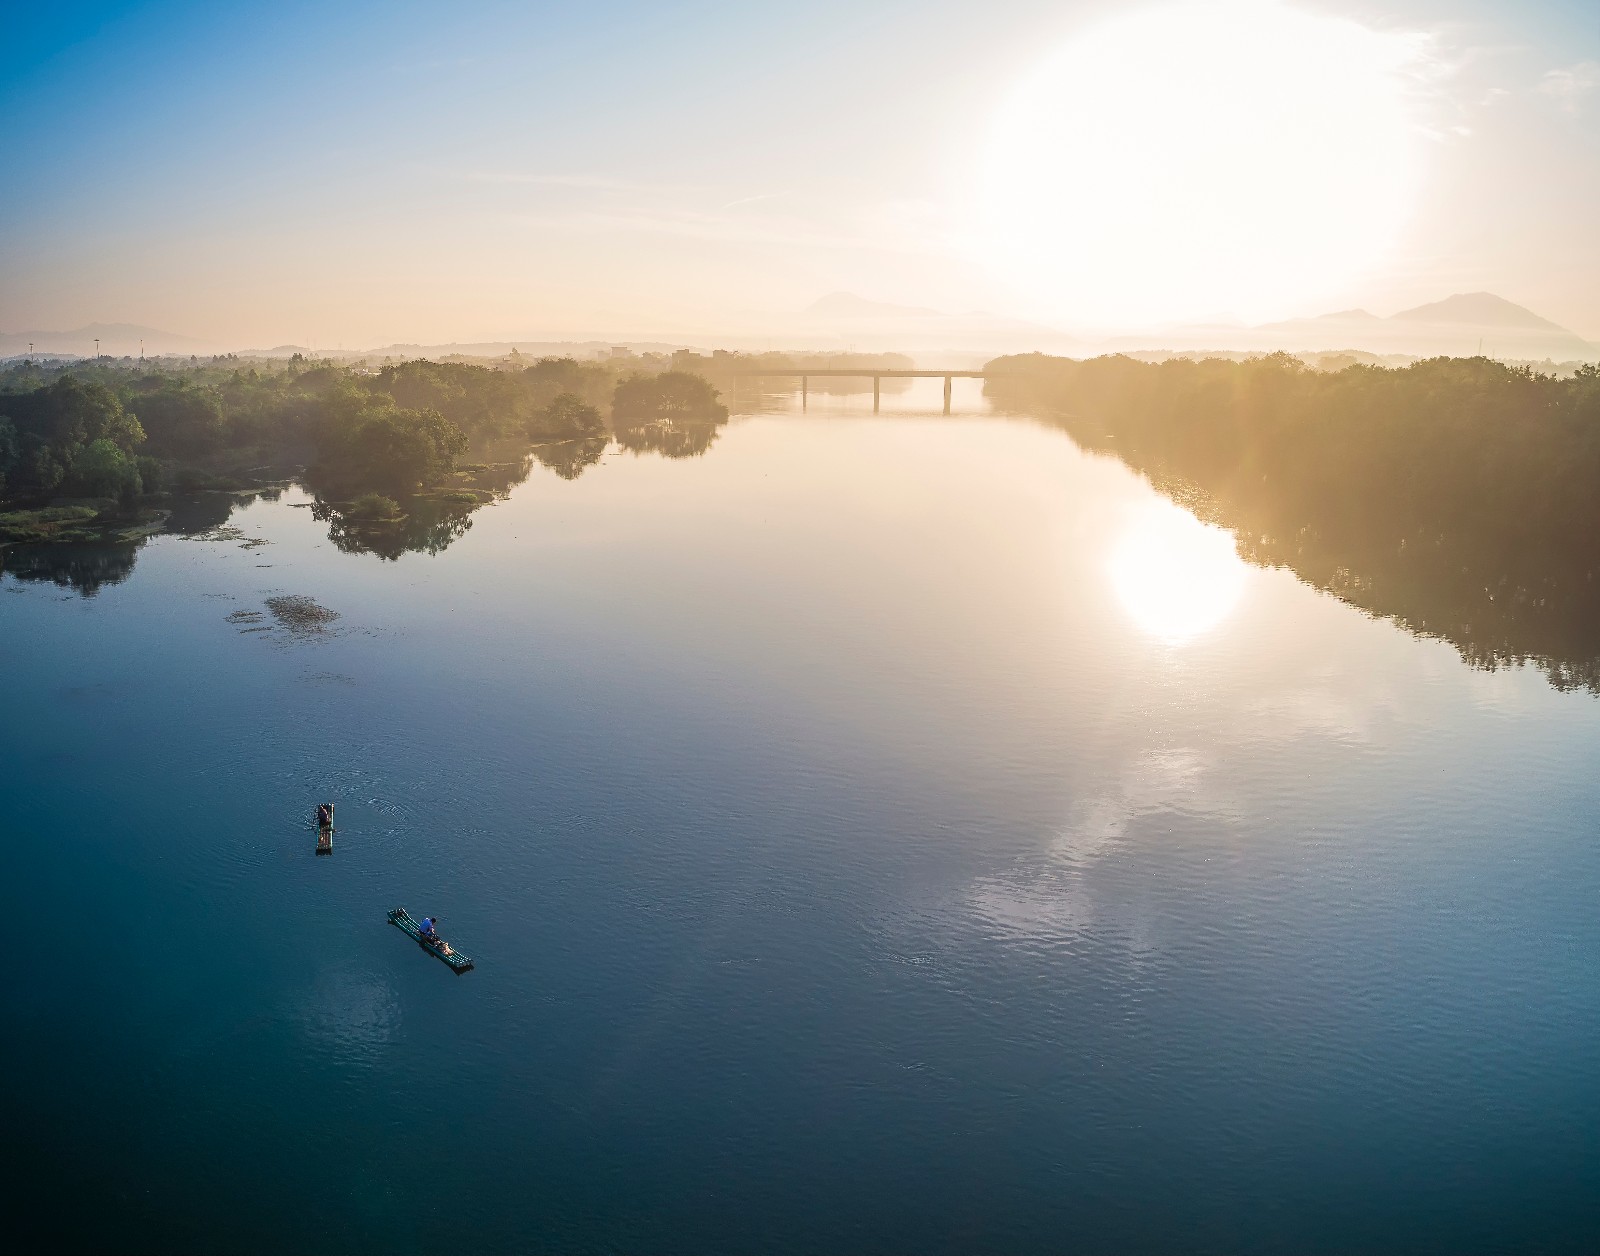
987 352 1600 690
0 355 729 550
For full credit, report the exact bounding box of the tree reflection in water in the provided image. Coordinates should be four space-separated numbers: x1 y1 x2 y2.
302 456 534 560
613 419 723 459
533 436 608 480
313 496 478 560
1232 522 1600 694
163 492 252 536
1 541 141 596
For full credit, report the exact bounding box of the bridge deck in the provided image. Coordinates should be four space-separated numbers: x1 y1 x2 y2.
729 368 987 378
725 366 993 413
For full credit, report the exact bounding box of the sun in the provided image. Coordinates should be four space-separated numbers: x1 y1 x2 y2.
1107 501 1249 643
980 0 1424 328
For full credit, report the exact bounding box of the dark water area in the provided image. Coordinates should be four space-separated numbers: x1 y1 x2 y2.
6 385 1600 1254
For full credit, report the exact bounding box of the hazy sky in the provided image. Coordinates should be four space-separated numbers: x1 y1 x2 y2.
2 0 1596 346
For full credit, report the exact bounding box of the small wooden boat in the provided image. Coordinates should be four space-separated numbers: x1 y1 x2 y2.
387 907 474 974
315 803 334 855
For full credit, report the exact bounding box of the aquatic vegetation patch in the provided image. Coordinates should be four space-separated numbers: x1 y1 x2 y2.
179 523 270 549
226 609 268 634
180 525 246 543
264 594 341 636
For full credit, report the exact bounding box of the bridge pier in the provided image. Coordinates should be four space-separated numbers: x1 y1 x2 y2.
943 375 952 415
802 375 807 411
873 375 880 413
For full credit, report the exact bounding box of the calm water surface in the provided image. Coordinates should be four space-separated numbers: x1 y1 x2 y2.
6 390 1600 1253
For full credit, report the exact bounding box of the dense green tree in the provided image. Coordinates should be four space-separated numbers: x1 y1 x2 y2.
522 357 614 410
317 398 468 493
9 376 144 453
127 381 226 455
0 376 144 498
70 438 143 503
529 392 604 440
0 417 16 491
371 360 530 439
612 370 729 422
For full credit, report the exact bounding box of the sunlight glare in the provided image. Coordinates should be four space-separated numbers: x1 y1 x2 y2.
981 0 1425 327
1108 502 1249 643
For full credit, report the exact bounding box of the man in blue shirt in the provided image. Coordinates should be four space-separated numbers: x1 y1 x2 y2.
419 917 438 941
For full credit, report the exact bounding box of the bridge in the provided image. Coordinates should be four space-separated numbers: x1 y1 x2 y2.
729 368 989 414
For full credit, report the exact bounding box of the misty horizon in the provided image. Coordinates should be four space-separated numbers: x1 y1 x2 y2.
4 288 1597 367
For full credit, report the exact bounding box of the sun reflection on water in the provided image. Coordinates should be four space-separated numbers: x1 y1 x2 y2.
1107 501 1248 644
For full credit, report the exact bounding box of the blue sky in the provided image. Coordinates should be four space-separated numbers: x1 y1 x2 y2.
2 0 1596 347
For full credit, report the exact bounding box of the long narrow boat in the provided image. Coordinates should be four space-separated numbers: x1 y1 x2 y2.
315 803 334 856
387 907 475 974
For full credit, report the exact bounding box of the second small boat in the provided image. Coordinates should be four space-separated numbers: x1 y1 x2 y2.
387 907 474 974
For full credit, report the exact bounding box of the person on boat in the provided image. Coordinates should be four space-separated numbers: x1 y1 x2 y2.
419 916 439 942
316 803 332 828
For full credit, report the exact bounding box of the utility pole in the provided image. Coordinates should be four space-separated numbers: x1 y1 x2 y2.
95 338 100 357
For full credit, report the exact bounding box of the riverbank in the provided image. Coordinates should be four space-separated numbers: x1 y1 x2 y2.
0 501 170 546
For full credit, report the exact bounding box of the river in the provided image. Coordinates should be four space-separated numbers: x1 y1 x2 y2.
5 384 1600 1253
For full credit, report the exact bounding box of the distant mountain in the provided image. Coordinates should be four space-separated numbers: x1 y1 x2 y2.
1232 293 1597 361
1388 292 1569 331
1310 308 1382 323
357 340 690 360
0 322 213 358
805 292 945 320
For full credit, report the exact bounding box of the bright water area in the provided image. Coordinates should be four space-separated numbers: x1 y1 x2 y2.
6 386 1600 1253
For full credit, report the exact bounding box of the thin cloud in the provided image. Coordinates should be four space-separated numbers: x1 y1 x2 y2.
1537 61 1600 113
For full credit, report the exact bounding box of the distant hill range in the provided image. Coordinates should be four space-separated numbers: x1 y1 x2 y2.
0 322 216 358
1142 292 1597 362
788 290 1597 363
